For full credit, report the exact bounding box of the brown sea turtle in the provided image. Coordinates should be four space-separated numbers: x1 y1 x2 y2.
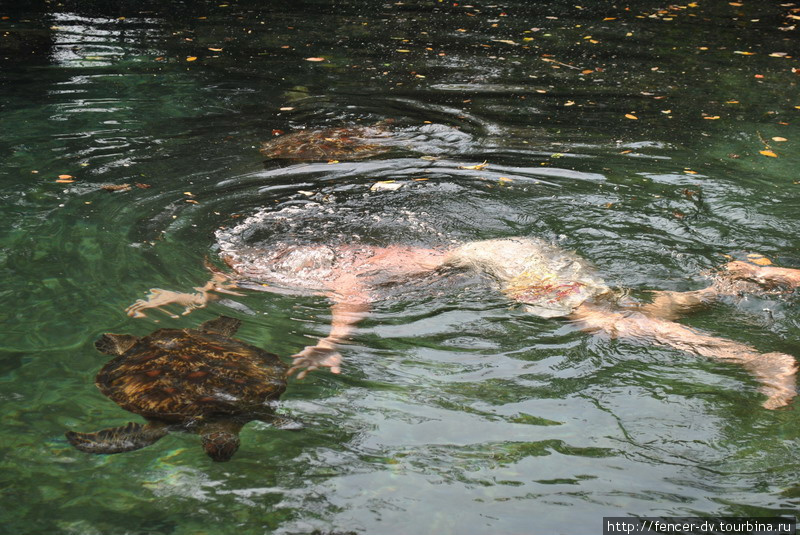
260 125 392 161
65 316 289 462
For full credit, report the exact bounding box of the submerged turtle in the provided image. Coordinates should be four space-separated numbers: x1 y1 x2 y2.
66 316 289 462
260 125 392 161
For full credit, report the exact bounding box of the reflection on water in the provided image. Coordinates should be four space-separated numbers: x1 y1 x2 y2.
1 0 799 533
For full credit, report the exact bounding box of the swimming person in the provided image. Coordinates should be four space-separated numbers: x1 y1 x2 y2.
126 237 800 409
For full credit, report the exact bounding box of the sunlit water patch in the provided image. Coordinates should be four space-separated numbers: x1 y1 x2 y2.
1 0 799 533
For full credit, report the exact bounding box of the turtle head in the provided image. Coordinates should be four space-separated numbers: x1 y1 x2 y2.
200 430 240 462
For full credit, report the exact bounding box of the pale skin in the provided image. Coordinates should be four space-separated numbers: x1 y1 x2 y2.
127 249 800 409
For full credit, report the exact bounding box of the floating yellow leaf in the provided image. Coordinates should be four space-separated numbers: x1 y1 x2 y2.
208 47 223 52
305 57 325 61
58 174 73 179
186 56 198 62
747 254 772 266
625 114 638 120
772 136 787 142
458 161 489 170
498 177 513 183
396 49 411 53
684 169 698 174
760 150 778 157
733 51 755 55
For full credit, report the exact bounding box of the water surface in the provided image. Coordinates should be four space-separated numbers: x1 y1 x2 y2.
1 1 799 534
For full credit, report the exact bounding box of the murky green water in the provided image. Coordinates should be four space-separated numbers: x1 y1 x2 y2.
1 1 799 533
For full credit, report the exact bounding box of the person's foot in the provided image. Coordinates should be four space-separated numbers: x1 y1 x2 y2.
744 352 798 409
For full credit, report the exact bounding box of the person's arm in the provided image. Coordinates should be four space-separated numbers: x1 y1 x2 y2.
288 272 371 379
287 299 370 379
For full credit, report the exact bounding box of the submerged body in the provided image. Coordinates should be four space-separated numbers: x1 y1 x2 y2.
128 238 800 410
66 316 288 461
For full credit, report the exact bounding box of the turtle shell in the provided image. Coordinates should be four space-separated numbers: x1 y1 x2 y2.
95 327 287 422
260 126 391 161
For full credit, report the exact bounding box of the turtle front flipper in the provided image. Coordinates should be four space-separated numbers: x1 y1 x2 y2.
199 316 242 337
65 422 167 454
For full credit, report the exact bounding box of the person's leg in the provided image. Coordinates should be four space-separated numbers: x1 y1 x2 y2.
570 303 797 409
723 260 800 289
639 260 800 321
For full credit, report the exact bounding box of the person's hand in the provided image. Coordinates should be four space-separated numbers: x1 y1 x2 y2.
288 340 342 379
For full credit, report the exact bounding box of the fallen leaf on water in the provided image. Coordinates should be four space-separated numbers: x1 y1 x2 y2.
55 178 75 183
760 149 778 157
370 181 403 191
305 57 325 61
458 161 489 170
101 183 132 192
208 47 223 52
772 136 788 142
186 56 198 62
135 183 151 189
703 116 721 120
279 107 294 111
498 177 513 183
625 114 638 120
747 254 772 266
684 169 698 174
185 199 199 204
734 51 756 55
327 159 339 164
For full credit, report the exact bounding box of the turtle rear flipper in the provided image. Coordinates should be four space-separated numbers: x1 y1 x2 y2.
66 422 167 454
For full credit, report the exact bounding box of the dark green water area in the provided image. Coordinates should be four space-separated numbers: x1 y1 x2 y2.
1 0 799 533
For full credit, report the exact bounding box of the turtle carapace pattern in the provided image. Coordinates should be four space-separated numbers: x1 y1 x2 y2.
260 126 392 161
65 316 289 462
